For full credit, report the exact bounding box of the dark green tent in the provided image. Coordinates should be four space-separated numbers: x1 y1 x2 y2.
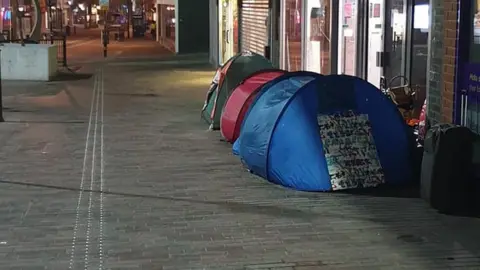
201 51 273 130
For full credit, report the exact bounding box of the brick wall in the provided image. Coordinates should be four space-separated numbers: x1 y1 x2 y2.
427 0 445 124
441 0 458 123
427 0 458 124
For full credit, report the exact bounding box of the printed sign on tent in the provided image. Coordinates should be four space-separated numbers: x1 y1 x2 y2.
318 111 385 190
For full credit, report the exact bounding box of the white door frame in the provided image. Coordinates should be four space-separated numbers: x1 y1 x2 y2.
352 0 388 87
218 0 225 64
218 0 237 65
226 1 234 58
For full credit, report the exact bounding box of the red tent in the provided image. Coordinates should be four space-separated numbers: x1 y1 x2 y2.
221 69 286 143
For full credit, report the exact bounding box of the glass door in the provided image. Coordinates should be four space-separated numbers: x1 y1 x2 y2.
303 0 331 74
218 0 238 64
366 0 384 88
384 0 407 87
338 0 357 75
361 0 408 89
281 0 302 71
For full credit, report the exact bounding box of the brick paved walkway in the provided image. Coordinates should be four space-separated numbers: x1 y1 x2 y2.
0 58 479 270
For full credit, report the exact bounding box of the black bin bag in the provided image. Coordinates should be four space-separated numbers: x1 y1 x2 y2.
420 124 478 214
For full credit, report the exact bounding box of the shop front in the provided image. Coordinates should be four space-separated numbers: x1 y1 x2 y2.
280 0 302 71
279 0 429 99
218 0 239 64
455 0 480 132
155 0 209 54
280 0 335 73
239 0 270 57
211 0 278 66
156 0 176 52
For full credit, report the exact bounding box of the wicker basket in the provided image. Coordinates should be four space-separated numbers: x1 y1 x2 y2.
389 85 413 106
386 75 416 121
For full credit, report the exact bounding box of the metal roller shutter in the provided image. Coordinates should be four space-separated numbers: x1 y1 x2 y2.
241 0 269 56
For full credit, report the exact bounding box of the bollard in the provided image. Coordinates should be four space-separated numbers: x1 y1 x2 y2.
62 35 67 67
65 25 71 36
102 30 109 58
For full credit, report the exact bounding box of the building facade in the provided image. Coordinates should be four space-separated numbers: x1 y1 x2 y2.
156 0 176 52
451 0 480 132
155 0 209 54
208 0 469 125
209 0 278 66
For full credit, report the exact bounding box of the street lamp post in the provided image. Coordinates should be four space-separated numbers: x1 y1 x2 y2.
127 0 131 38
17 6 24 41
67 1 73 26
47 0 54 43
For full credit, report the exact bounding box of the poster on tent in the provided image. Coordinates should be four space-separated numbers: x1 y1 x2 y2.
317 111 385 190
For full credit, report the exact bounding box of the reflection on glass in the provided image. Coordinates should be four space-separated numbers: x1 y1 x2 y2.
283 0 302 71
411 0 429 117
385 0 407 87
411 2 429 86
233 6 238 54
338 0 357 75
158 5 175 51
474 0 480 44
471 0 480 62
413 4 429 29
219 0 238 64
468 0 480 131
304 0 330 74
162 5 175 41
366 0 384 88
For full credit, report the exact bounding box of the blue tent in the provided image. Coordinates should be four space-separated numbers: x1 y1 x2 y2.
233 73 413 192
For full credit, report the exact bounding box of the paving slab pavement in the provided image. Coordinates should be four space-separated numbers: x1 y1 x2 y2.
0 58 478 269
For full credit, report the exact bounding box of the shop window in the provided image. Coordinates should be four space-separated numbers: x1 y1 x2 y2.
411 1 429 87
465 0 480 131
373 4 381 18
304 0 330 74
338 0 357 76
471 0 480 62
283 0 302 71
160 5 175 42
410 0 429 117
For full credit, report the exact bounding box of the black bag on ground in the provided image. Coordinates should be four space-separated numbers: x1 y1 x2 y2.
420 124 477 214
